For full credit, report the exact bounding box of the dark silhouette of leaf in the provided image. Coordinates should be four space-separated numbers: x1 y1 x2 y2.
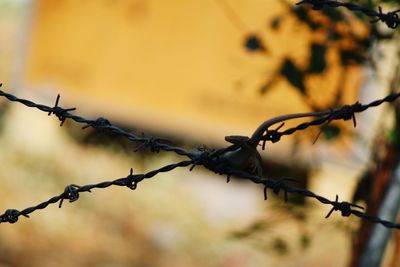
340 49 365 65
270 16 281 30
230 230 250 239
229 221 270 239
328 30 343 41
300 234 311 250
307 43 327 73
322 7 344 22
280 59 306 94
249 221 269 231
321 124 341 140
272 238 289 255
291 6 320 30
244 34 266 53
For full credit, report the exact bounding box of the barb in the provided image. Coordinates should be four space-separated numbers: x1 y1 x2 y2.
0 88 195 159
0 160 193 223
296 0 400 29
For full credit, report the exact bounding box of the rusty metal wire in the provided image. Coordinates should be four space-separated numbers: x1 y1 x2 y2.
0 88 195 159
211 167 400 229
0 87 400 229
0 160 194 223
260 92 400 145
296 0 400 29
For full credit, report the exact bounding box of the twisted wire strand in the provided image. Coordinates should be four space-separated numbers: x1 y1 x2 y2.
296 0 400 29
214 167 400 229
0 89 195 159
0 160 194 224
261 92 400 143
0 88 400 229
1 153 399 229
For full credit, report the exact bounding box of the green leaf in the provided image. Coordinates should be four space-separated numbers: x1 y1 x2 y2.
386 128 399 145
321 125 341 140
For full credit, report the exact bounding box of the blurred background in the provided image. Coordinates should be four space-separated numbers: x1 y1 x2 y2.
0 0 399 266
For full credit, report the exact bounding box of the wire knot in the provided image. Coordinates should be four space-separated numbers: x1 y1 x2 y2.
1 209 29 223
372 6 400 29
263 122 285 145
134 135 170 153
125 168 138 190
331 102 362 127
59 184 83 208
82 117 111 131
192 146 235 182
264 129 282 143
190 149 216 171
48 94 76 126
325 195 364 218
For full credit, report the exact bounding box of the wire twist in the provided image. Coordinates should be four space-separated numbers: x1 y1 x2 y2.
0 88 195 159
261 93 400 143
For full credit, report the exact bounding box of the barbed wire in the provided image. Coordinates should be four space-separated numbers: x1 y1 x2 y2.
2 87 400 150
296 0 400 29
0 160 194 223
260 92 400 145
0 87 400 229
213 167 400 229
1 146 399 228
0 88 195 159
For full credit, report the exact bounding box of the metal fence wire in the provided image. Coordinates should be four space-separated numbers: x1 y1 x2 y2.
0 86 399 229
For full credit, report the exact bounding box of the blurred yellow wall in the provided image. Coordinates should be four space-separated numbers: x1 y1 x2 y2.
24 0 361 143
